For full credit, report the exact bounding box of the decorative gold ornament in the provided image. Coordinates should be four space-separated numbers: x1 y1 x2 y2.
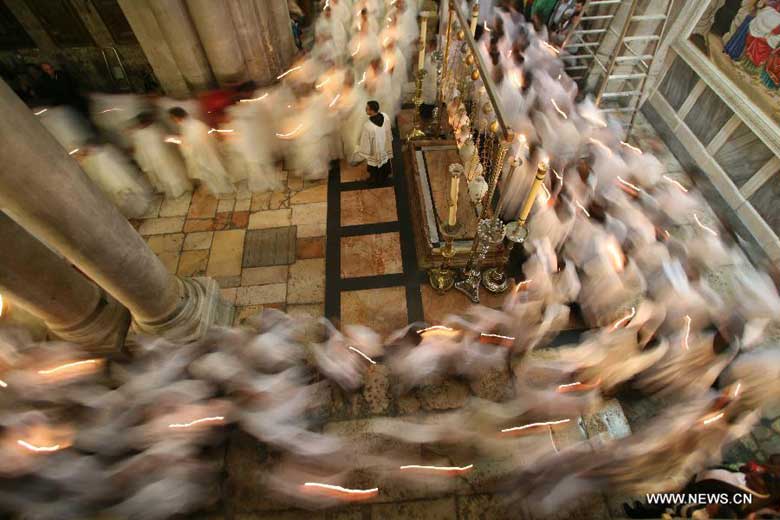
489 120 499 134
457 30 465 41
465 54 475 65
470 69 480 81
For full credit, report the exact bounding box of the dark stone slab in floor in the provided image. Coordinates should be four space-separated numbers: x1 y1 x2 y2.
242 226 297 268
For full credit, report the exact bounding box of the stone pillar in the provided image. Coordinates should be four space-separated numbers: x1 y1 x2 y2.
0 212 126 348
0 80 228 340
148 0 215 92
118 0 190 97
186 0 248 86
227 0 296 85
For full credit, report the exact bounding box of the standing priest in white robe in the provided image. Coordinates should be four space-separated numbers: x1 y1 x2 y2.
168 107 234 196
355 100 393 184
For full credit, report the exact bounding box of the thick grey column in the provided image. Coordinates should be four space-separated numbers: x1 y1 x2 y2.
0 212 126 348
117 0 190 97
148 0 215 92
187 0 248 86
0 80 228 340
227 0 296 85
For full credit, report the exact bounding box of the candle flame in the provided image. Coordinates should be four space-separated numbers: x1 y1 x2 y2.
575 200 590 217
315 76 331 89
329 94 341 108
276 124 304 139
733 382 742 398
682 315 691 351
662 175 688 193
240 93 269 103
34 108 48 116
348 346 377 365
17 439 61 453
165 137 182 145
589 137 613 156
702 411 724 425
98 108 123 114
605 240 624 271
616 176 641 194
358 72 367 85
0 379 6 388
208 128 235 134
68 148 80 155
550 98 567 119
277 65 302 80
483 21 491 32
611 307 636 330
541 41 560 54
301 482 379 500
513 279 532 294
501 419 570 434
693 214 718 237
38 359 100 375
418 325 459 338
351 42 362 56
479 333 516 347
556 379 602 393
168 416 225 429
510 69 524 89
620 141 642 154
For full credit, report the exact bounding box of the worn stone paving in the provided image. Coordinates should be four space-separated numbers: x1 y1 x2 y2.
129 112 780 519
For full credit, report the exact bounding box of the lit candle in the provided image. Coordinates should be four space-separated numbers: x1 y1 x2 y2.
448 166 461 227
418 12 430 71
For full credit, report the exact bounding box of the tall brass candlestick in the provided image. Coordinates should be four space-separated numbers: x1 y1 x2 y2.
407 12 432 141
482 160 549 293
430 163 464 292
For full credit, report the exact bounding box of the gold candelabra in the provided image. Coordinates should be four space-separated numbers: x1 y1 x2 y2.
406 69 427 141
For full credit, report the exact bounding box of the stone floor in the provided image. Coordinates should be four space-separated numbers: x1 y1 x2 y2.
128 109 779 519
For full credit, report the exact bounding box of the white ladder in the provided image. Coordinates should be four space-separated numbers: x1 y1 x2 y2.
563 0 673 139
560 0 623 82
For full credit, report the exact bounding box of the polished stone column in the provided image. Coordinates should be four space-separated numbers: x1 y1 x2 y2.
0 212 126 348
187 0 248 86
148 0 215 92
117 0 190 97
0 80 227 340
227 0 296 85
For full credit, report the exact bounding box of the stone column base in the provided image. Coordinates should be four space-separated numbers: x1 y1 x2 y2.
132 277 234 342
49 293 130 353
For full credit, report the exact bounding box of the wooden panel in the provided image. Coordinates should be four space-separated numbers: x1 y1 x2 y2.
27 0 93 47
0 1 33 49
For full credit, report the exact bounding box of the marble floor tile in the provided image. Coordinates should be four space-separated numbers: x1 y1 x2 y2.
287 175 304 191
341 188 398 226
420 284 509 324
146 233 184 255
139 217 185 236
158 193 192 217
296 237 326 259
292 202 327 238
290 184 327 204
157 251 180 274
217 198 235 213
139 194 163 219
183 218 215 233
341 286 408 336
268 191 291 210
287 258 326 304
183 231 213 251
234 198 251 212
340 232 403 278
219 287 237 305
230 211 250 229
177 249 209 277
340 160 367 182
236 283 287 306
248 209 292 230
188 188 219 218
250 192 271 211
241 266 288 286
207 229 246 277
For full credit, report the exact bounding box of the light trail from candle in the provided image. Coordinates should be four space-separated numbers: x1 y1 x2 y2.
501 419 571 434
301 482 379 500
277 66 302 79
240 93 269 103
693 214 718 237
34 108 48 116
611 307 636 330
399 464 474 474
276 124 304 139
17 439 61 452
348 346 376 365
662 175 688 192
168 416 225 429
38 359 99 375
550 98 567 119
